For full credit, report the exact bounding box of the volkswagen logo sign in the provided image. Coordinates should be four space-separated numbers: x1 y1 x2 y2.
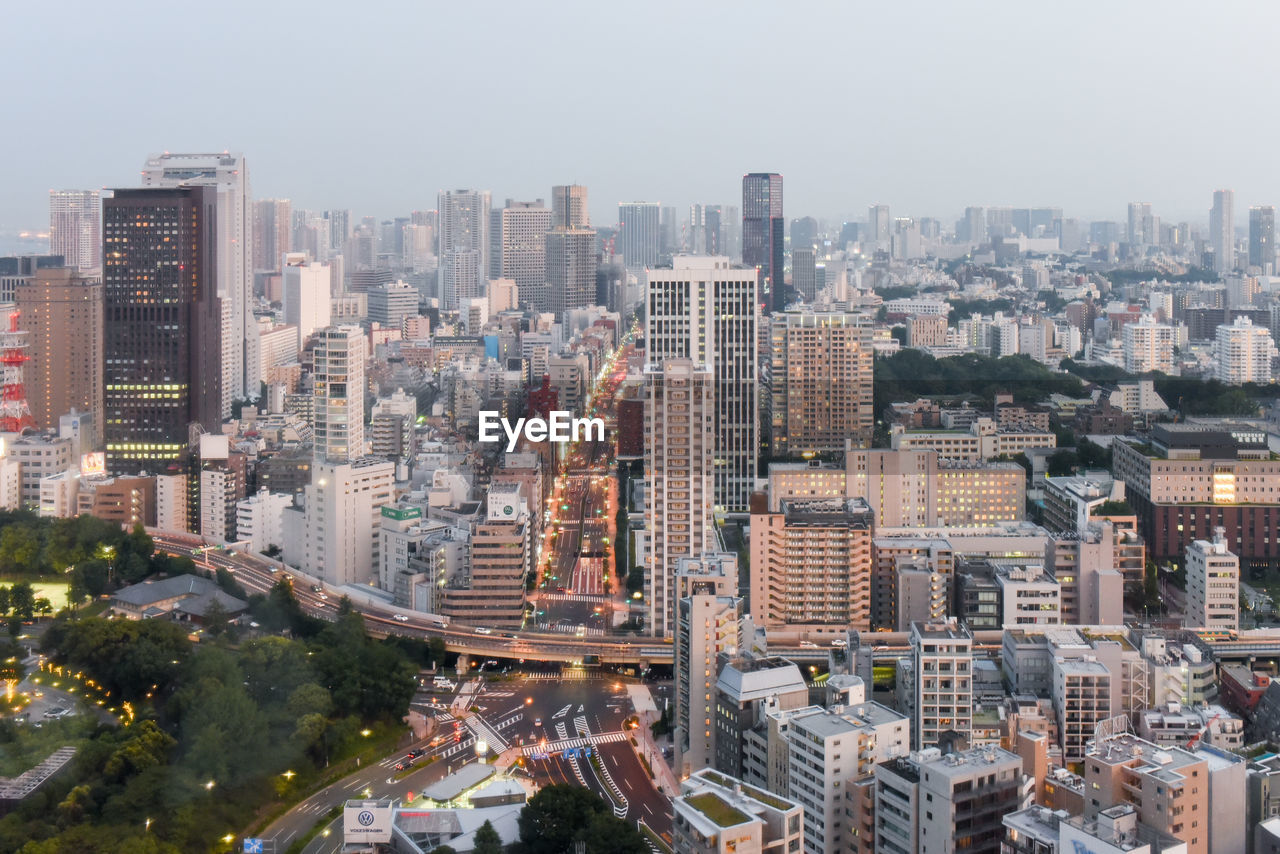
357 810 376 827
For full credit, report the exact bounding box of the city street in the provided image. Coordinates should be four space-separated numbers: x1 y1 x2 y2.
267 670 672 853
532 340 634 636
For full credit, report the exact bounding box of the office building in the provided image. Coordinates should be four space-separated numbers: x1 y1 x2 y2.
313 326 365 464
790 247 817 302
103 186 222 475
618 201 660 270
1003 804 1189 854
282 253 332 354
545 226 597 320
551 184 588 229
441 486 530 629
874 746 1028 854
911 619 972 749
748 497 873 634
142 152 251 411
673 769 803 854
437 189 490 310
742 173 784 313
284 457 395 588
674 554 741 777
888 418 1055 462
1112 424 1280 568
713 656 808 780
490 200 551 310
368 281 419 329
1251 206 1275 272
1185 531 1239 631
48 190 100 272
1122 318 1176 374
253 198 291 273
1214 316 1275 385
1211 190 1235 273
14 267 102 435
645 360 715 637
769 311 873 455
647 256 759 511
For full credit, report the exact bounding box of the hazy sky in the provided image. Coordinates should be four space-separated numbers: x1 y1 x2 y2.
4 1 1279 235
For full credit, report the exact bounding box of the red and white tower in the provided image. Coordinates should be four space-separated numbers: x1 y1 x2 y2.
0 312 35 434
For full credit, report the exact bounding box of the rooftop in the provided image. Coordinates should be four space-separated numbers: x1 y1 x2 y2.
684 792 751 828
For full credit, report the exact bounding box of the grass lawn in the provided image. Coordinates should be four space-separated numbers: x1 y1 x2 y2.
0 577 72 612
0 715 95 777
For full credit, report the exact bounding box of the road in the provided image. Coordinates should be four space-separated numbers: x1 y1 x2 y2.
273 673 671 853
531 340 632 637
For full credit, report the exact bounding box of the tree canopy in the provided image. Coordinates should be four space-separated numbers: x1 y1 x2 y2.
518 785 649 854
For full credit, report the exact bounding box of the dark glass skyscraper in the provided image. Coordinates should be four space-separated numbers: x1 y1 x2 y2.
742 173 784 313
103 187 223 475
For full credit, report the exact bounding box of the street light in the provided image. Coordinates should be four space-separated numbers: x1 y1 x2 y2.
204 780 215 791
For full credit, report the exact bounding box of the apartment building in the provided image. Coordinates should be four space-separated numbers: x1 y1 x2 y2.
748 496 874 635
911 619 973 749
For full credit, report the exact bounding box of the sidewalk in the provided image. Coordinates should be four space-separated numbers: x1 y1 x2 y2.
625 684 679 797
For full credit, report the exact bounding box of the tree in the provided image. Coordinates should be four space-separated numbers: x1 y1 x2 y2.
1046 449 1078 477
202 599 231 638
519 785 621 854
473 820 502 854
428 637 447 668
9 581 35 621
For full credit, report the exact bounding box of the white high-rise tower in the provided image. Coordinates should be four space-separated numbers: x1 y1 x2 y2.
438 189 490 310
1211 189 1235 273
313 326 366 464
646 256 759 512
142 153 252 414
48 190 101 271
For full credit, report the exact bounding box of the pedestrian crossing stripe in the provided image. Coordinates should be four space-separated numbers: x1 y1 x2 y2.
520 730 628 756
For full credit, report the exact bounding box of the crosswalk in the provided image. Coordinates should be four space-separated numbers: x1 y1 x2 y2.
441 736 476 760
519 671 602 681
465 714 509 753
555 721 568 740
534 623 606 637
519 730 628 757
573 715 590 737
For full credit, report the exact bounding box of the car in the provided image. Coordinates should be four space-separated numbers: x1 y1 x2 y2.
534 718 542 727
830 638 848 648
311 584 323 592
430 736 444 747
474 627 494 635
393 614 409 622
406 748 424 759
799 641 819 648
395 762 406 771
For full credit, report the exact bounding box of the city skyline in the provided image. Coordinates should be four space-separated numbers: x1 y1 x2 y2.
5 3 1280 236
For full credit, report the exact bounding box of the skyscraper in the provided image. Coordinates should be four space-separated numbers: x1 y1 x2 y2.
1211 189 1235 273
1251 206 1275 272
868 204 892 248
490 200 551 311
48 190 101 272
742 173 784 313
645 359 715 637
252 198 292 273
103 186 223 475
617 201 661 270
312 326 366 464
646 256 759 512
15 267 103 436
437 189 490 310
550 184 588 229
546 185 596 320
791 247 817 301
1127 202 1154 247
141 153 251 413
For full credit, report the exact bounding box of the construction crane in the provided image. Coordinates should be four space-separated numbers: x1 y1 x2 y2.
1186 711 1221 750
0 312 35 434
